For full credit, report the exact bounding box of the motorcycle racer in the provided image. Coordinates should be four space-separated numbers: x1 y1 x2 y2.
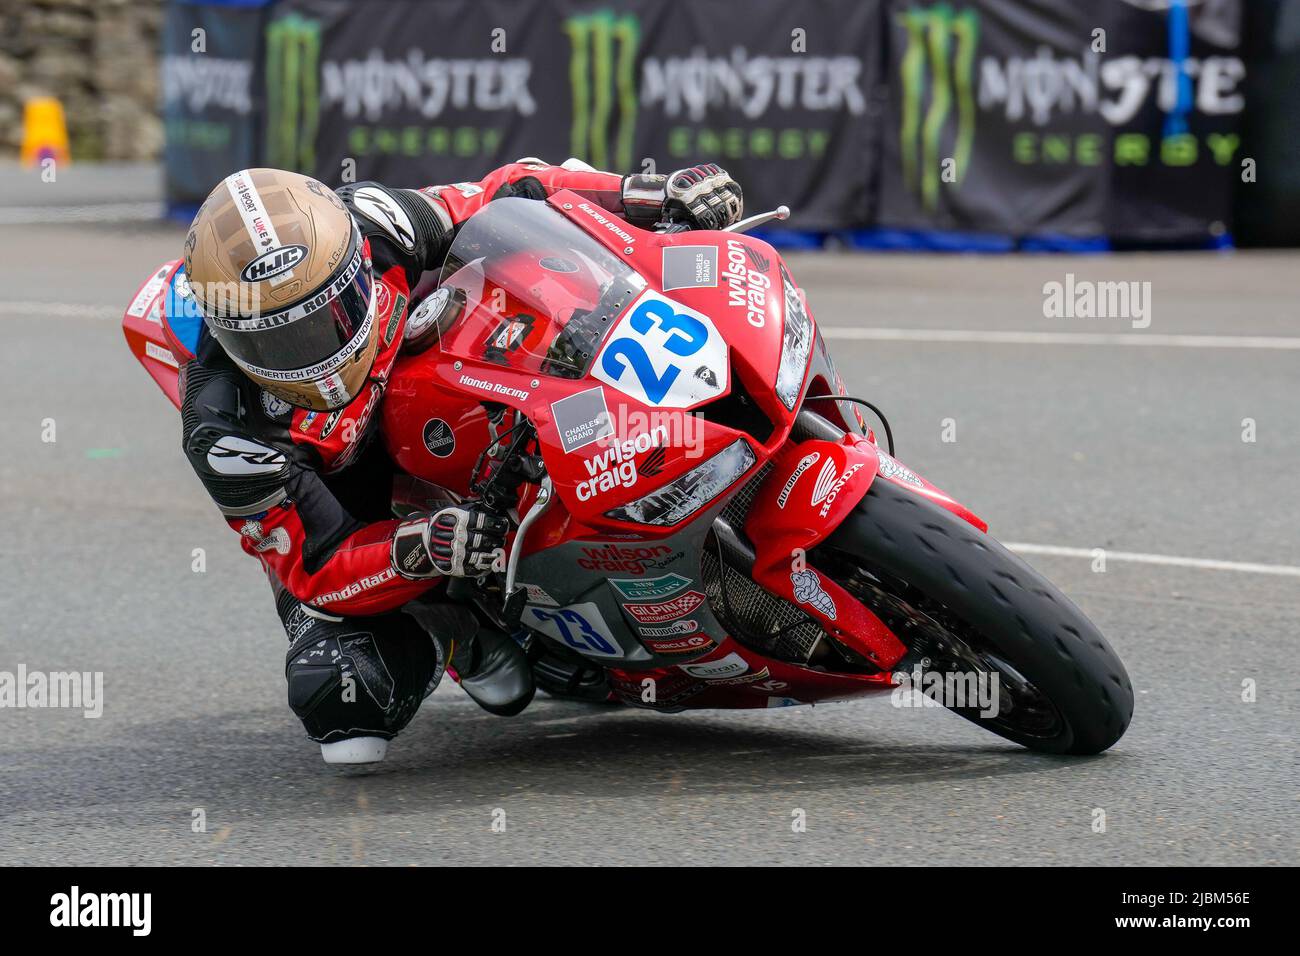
179 159 745 764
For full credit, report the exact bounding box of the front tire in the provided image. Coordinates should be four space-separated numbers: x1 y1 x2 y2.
820 479 1133 754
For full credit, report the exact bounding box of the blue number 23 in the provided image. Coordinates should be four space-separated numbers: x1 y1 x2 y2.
600 299 708 404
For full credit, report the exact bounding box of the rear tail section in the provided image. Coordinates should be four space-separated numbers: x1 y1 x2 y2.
121 258 197 409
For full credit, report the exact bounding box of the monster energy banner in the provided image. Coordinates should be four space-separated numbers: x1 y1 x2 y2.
602 0 882 231
162 2 269 206
1103 0 1245 243
262 0 570 186
258 0 880 231
168 0 1255 244
879 0 1246 242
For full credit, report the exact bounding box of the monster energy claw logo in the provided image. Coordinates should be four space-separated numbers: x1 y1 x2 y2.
565 11 640 172
265 13 322 172
898 4 978 212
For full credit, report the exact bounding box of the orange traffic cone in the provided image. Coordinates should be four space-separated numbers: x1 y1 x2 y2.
20 97 72 168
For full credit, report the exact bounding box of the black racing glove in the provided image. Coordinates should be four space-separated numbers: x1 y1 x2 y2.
664 164 744 230
391 505 508 579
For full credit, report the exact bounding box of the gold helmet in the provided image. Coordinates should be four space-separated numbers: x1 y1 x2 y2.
184 168 377 410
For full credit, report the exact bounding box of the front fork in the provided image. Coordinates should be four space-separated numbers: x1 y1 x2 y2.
741 416 909 670
737 407 990 671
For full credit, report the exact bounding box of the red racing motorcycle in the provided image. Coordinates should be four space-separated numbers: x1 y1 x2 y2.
125 191 1133 755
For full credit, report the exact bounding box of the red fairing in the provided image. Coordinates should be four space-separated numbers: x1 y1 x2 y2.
378 190 996 709
605 636 897 710
872 449 988 532
744 435 908 670
383 384 491 498
741 434 984 670
387 190 794 534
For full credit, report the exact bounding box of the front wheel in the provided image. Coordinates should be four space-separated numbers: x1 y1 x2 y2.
819 480 1133 754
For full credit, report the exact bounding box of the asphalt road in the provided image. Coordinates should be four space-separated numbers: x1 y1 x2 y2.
1 172 1297 866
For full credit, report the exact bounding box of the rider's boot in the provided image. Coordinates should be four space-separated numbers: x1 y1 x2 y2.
407 602 535 717
450 625 535 716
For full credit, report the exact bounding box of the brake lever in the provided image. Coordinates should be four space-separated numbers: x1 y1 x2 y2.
723 205 790 234
501 476 554 629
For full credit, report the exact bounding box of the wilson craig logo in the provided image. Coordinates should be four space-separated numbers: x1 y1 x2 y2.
896 4 979 212
265 12 322 172
565 10 640 172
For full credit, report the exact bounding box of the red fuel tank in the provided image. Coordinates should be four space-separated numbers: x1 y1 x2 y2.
382 360 490 497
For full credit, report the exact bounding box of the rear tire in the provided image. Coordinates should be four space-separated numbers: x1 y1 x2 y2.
821 479 1133 754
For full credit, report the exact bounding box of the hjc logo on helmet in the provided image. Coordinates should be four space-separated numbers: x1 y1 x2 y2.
240 243 309 284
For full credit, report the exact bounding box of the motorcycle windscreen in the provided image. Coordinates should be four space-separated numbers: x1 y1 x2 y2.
437 197 645 379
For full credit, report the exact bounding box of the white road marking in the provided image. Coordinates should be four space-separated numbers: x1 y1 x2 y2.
0 301 120 319
1006 543 1300 578
0 202 165 225
820 327 1300 350
11 302 1300 357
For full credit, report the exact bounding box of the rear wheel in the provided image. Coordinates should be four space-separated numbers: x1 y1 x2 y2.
819 480 1133 754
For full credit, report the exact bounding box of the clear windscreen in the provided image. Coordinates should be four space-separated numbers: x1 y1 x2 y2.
436 197 644 378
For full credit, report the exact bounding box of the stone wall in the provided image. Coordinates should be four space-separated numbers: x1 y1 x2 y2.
0 0 164 161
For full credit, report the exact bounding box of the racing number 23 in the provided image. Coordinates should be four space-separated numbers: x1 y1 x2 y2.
529 607 618 656
600 298 708 404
